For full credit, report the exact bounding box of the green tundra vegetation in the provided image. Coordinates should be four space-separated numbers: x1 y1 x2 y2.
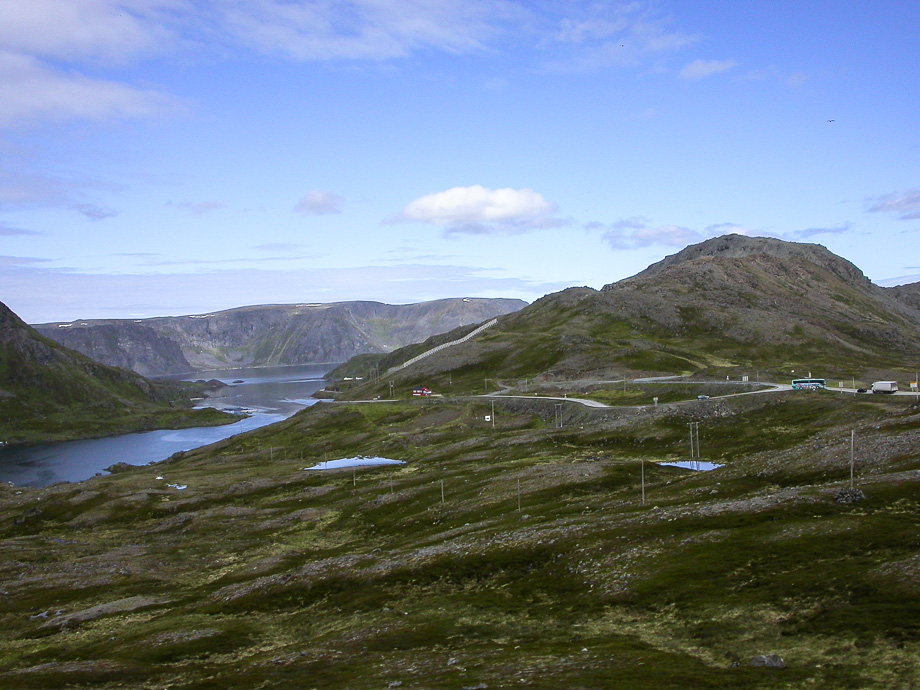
2 389 919 689
330 237 920 401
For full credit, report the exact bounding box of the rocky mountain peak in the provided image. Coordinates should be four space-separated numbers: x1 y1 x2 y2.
611 234 870 289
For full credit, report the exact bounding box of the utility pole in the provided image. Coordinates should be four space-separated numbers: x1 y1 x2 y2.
554 403 563 428
440 479 445 504
389 381 395 398
688 422 700 469
850 429 855 490
517 478 521 512
491 399 495 428
641 458 646 506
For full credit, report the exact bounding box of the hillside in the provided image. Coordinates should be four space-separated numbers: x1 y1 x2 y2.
336 235 920 398
0 301 230 444
2 386 919 688
34 298 526 376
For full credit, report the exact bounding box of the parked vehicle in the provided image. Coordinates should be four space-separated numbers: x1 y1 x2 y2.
871 381 899 394
792 378 826 390
412 386 432 397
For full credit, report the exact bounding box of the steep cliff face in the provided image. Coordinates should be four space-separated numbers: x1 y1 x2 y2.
34 298 527 375
41 323 191 377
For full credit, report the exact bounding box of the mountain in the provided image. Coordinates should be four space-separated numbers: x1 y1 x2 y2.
0 301 229 444
340 235 920 394
34 298 527 376
889 281 920 312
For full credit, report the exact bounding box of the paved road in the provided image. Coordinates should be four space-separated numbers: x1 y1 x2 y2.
484 378 789 410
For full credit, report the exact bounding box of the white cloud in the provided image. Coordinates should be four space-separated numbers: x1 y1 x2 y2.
294 190 345 215
0 51 179 127
868 187 920 221
679 58 736 80
398 185 562 235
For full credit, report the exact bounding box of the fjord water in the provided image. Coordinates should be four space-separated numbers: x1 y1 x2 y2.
0 363 334 487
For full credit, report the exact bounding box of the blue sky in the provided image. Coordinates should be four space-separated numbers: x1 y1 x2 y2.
1 0 918 323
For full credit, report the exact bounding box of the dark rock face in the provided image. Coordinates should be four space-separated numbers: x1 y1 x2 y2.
33 298 527 376
40 323 191 377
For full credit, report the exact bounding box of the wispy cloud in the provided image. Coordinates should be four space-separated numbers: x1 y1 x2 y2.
0 222 42 236
785 224 851 240
679 58 736 80
704 222 753 236
74 203 118 221
867 187 920 221
0 1 181 128
543 2 697 73
593 217 701 250
0 254 53 267
168 199 229 216
1 261 553 323
217 0 507 62
396 185 564 236
0 1 707 128
876 274 920 288
0 0 177 64
0 50 180 127
294 190 345 215
254 242 306 252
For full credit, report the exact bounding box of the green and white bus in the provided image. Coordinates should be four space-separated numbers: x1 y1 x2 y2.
791 378 826 390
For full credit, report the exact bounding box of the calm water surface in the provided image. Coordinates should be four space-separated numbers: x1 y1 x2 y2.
0 363 335 487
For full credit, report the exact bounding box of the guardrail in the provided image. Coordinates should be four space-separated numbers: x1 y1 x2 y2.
386 318 498 375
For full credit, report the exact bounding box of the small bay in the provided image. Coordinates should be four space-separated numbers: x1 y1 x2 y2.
0 363 335 487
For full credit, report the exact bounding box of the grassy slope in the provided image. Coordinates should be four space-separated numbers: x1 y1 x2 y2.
0 304 235 443
1 391 919 688
331 248 920 402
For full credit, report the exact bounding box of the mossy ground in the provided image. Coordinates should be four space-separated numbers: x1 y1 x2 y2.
1 391 919 688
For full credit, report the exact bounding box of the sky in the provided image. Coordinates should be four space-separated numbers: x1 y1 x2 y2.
1 0 918 324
